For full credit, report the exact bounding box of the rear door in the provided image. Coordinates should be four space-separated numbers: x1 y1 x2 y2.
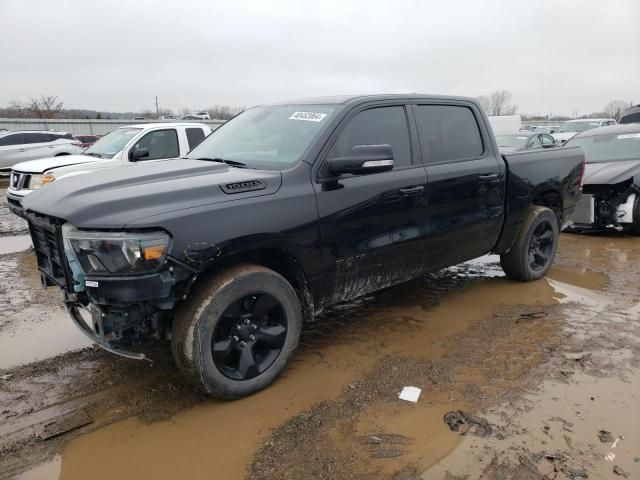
411 102 505 267
314 103 430 302
17 132 52 162
0 133 26 169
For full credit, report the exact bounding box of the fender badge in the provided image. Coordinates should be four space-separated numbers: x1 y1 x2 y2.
220 179 266 194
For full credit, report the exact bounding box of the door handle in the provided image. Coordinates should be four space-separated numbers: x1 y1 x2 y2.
19 148 26 152
478 173 499 182
399 185 424 195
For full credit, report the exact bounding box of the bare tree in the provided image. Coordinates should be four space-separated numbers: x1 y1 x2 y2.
29 95 64 118
489 90 518 116
603 100 630 121
5 100 29 118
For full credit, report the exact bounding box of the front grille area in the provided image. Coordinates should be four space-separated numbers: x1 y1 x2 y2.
27 214 69 289
10 171 31 190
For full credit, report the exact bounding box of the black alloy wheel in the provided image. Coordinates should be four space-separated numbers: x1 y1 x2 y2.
528 220 555 271
211 293 287 380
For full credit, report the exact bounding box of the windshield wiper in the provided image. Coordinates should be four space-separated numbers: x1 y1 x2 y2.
193 157 249 168
83 152 103 158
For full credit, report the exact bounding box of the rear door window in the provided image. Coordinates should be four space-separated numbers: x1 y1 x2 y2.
328 106 412 168
413 105 483 163
186 128 206 150
23 132 49 144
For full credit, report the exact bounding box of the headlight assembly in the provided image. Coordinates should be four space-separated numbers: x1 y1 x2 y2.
62 227 170 275
29 173 56 189
29 174 45 189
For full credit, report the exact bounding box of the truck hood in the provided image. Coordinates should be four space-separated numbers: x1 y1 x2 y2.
583 159 640 185
12 154 102 174
22 159 282 228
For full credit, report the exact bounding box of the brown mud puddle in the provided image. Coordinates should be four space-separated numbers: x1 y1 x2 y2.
32 263 603 480
0 252 91 369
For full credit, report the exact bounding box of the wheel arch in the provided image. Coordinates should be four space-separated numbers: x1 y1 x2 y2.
531 188 563 226
197 247 315 322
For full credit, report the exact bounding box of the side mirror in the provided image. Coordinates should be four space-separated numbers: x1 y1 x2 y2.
129 147 149 161
327 144 394 176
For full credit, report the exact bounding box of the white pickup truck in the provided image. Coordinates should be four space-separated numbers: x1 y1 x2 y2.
7 122 212 216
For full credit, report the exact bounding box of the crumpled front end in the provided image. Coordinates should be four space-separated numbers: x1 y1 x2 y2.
571 178 639 232
25 211 195 360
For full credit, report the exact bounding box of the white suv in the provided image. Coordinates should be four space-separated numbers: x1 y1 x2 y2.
0 130 83 172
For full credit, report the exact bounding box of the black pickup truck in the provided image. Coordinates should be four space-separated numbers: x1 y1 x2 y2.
21 95 585 398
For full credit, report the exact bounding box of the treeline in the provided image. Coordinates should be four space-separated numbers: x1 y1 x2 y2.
0 95 245 121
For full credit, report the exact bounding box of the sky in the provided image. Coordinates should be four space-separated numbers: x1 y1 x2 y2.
1 0 638 117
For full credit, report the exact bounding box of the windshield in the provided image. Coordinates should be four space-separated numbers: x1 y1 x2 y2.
556 121 601 133
83 128 141 158
186 104 339 170
565 132 640 163
495 134 528 148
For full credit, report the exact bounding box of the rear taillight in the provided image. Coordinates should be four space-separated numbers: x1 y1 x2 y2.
578 160 586 192
72 141 83 147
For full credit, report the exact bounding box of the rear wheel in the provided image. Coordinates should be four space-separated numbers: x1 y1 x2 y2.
500 206 559 281
171 264 301 399
630 195 640 236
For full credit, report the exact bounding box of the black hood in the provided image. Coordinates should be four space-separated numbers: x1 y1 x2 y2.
583 159 640 186
22 159 282 228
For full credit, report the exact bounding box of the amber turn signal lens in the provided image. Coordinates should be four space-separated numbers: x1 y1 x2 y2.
41 174 56 185
143 245 165 260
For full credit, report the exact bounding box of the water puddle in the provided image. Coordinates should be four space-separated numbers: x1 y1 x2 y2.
5 234 633 480
0 235 32 255
54 265 568 480
0 306 92 370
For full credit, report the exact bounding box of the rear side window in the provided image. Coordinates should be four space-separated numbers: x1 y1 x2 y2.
0 133 25 146
414 105 483 163
186 128 206 150
133 129 180 160
329 106 412 168
23 132 49 144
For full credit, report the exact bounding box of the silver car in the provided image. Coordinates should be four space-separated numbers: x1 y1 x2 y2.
0 130 83 172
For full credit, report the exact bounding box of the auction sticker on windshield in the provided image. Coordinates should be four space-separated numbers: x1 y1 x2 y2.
288 112 327 122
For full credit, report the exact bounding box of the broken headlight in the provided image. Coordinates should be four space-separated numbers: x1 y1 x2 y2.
63 228 170 275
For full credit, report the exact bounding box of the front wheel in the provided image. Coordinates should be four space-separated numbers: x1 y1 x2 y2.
500 206 559 282
171 264 301 399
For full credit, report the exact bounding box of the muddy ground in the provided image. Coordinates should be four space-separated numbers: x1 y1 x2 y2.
0 185 638 480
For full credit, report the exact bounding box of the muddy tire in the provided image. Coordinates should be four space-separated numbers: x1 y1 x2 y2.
500 206 559 282
171 264 301 399
630 195 640 236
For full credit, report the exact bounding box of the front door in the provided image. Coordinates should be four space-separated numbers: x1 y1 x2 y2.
411 103 505 268
314 104 430 304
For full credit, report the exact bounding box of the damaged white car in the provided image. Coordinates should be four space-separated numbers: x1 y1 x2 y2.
566 124 640 234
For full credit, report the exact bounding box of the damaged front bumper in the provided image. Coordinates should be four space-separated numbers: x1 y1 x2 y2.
569 186 639 233
66 301 149 361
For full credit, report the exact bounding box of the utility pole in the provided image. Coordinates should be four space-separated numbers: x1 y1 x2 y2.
155 96 159 119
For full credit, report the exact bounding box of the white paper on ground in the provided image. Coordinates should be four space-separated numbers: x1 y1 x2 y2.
398 386 421 403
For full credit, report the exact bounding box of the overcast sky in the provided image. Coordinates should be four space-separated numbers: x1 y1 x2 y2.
1 0 638 116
